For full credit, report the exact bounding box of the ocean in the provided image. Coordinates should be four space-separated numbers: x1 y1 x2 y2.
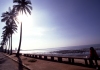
19 44 100 57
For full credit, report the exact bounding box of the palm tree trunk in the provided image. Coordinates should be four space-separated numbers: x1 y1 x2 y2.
8 37 10 54
10 34 12 55
5 42 7 53
4 45 6 53
10 22 13 55
1 45 3 52
16 22 22 57
5 42 8 53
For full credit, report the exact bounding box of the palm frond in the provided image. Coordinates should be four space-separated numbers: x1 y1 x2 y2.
6 20 10 25
23 8 27 15
13 0 20 3
25 6 31 15
26 0 32 4
1 17 8 22
13 0 32 15
27 5 32 10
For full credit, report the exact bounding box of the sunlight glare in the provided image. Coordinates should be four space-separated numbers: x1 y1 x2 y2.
17 13 33 24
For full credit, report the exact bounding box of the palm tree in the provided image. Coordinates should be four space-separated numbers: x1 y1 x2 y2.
1 35 8 53
1 26 9 53
2 25 11 54
1 7 17 55
1 24 17 54
0 42 4 52
13 0 32 57
9 22 17 54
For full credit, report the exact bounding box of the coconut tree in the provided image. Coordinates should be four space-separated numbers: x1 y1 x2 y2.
2 25 11 54
1 33 8 53
1 25 10 53
9 22 17 54
1 7 18 55
13 0 32 57
1 24 17 54
0 43 4 52
0 42 4 52
1 21 17 55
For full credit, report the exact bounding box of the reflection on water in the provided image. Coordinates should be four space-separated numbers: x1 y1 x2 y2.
13 50 100 58
17 50 51 54
13 44 100 57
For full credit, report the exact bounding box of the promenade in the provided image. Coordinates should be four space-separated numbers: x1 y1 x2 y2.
0 52 99 70
0 52 27 70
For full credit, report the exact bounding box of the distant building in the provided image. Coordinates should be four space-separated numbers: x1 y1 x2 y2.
15 48 17 51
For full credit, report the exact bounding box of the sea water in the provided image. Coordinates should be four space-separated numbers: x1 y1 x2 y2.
19 44 100 57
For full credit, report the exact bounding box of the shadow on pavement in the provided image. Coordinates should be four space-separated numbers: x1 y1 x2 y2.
0 57 6 64
17 56 23 70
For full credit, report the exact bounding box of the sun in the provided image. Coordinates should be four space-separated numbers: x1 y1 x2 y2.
16 12 46 37
16 12 33 30
17 13 33 24
16 13 34 37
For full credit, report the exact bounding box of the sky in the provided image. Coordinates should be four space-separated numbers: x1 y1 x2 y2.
0 0 100 50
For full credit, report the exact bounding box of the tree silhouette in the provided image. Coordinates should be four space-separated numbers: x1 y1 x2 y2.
0 33 8 53
1 25 10 53
1 7 17 55
13 0 32 57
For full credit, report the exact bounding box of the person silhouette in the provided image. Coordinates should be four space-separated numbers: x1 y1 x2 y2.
89 47 99 67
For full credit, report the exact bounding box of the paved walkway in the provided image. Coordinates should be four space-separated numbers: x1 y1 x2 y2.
0 52 27 70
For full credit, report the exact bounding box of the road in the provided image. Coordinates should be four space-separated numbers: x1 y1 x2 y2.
0 52 28 70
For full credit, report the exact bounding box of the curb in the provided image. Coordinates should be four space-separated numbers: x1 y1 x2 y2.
3 53 31 70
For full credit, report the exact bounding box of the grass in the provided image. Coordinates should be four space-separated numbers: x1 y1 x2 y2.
22 58 27 60
28 58 37 62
